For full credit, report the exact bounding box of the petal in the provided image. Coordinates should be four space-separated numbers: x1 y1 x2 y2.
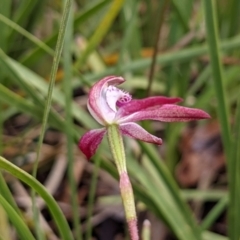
78 128 106 159
118 104 210 123
88 76 125 125
116 96 182 120
120 122 162 145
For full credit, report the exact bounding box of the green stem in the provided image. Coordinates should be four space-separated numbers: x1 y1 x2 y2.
107 125 127 174
119 172 138 240
0 156 74 240
141 220 151 240
107 125 139 240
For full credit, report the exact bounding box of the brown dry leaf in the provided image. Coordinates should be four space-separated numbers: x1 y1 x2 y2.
176 121 225 187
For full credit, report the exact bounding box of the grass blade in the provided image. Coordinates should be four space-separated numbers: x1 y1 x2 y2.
200 196 228 231
203 0 231 159
86 155 101 239
171 0 192 31
20 0 111 67
0 84 81 142
229 80 240 239
203 1 236 239
0 0 11 51
78 35 240 85
0 50 96 128
0 195 35 240
74 0 125 69
203 231 229 240
137 142 201 239
30 1 74 236
0 156 74 240
63 2 82 239
0 13 54 56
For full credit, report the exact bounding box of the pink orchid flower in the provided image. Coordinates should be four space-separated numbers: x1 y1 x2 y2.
79 76 210 159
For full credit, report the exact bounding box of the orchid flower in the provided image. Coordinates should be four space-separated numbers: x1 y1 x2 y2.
79 76 210 159
79 76 210 240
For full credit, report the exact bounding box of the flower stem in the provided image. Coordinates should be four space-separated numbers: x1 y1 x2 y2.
142 220 151 240
107 124 139 240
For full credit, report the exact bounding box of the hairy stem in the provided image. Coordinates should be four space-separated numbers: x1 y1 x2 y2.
107 124 139 240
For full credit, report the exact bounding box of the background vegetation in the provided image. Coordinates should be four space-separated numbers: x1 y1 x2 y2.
0 0 240 239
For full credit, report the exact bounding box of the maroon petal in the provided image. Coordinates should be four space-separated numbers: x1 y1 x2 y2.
116 96 182 120
88 76 125 124
78 128 107 159
118 104 210 123
120 122 162 145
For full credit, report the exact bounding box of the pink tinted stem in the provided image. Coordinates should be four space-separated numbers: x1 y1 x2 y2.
107 125 139 240
120 172 139 240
